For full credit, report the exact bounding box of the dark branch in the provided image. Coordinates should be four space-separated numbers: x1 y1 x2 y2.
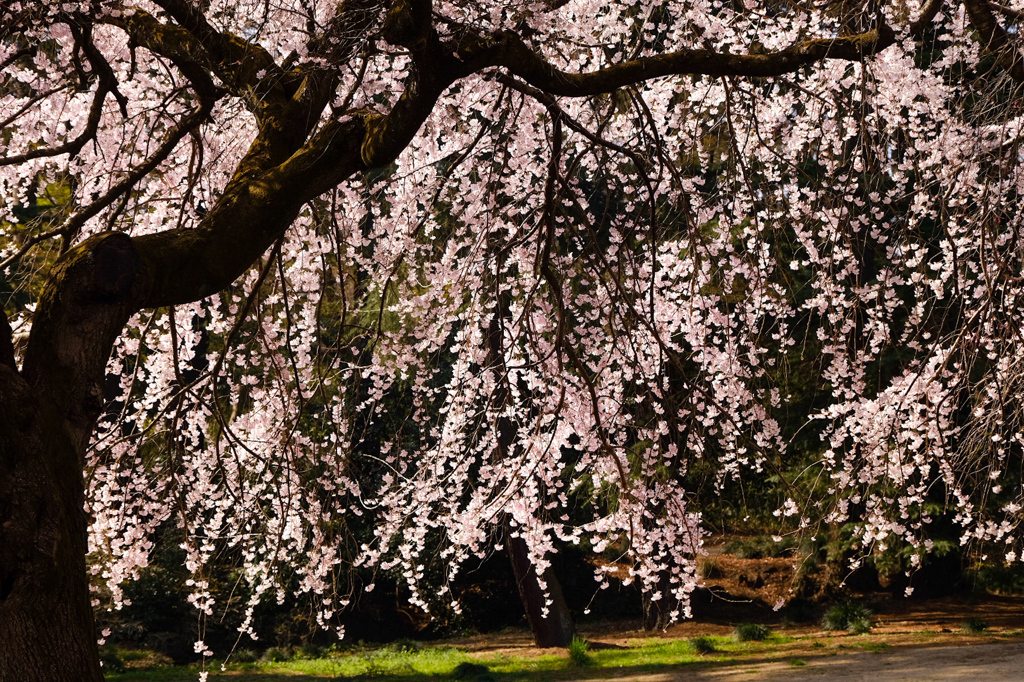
911 0 945 33
453 21 896 98
964 0 1024 82
59 102 216 246
0 45 36 72
381 0 432 51
296 0 387 122
992 1 1024 21
0 26 113 166
104 7 294 114
149 0 290 94
132 115 368 308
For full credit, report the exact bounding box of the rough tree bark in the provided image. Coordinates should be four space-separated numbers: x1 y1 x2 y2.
0 369 103 681
1 235 141 682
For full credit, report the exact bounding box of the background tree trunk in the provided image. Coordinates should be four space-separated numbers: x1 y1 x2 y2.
0 366 104 682
506 531 576 648
642 572 680 631
486 300 577 648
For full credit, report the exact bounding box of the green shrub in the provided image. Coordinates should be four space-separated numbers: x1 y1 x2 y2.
847 617 872 635
261 646 292 662
688 636 717 654
451 661 495 681
821 601 874 633
961 617 988 633
858 642 891 652
98 649 126 673
966 563 1024 594
567 637 593 667
732 623 771 642
231 648 259 663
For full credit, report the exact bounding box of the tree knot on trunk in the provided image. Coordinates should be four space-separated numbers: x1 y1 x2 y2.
89 233 142 304
382 0 431 52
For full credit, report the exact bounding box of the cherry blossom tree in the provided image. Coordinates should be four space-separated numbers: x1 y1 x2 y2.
3 0 1024 678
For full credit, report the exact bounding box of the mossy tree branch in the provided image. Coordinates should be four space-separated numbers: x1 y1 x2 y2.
964 0 1024 82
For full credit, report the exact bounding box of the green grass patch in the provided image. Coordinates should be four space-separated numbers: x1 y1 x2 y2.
566 637 593 667
569 637 704 669
99 629 870 681
107 644 477 681
856 642 891 652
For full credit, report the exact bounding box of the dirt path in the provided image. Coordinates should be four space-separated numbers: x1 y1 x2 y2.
690 640 1024 681
574 640 1024 681
445 594 1024 681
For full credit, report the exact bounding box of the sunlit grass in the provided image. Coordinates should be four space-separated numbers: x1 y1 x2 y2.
107 626 998 681
855 642 892 652
107 636 738 681
254 644 475 677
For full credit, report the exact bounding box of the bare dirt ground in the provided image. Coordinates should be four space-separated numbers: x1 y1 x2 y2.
450 594 1024 681
450 535 1024 681
695 640 1024 681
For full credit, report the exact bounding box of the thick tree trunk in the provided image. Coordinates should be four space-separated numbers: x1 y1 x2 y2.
1 233 143 680
0 365 103 681
506 531 576 648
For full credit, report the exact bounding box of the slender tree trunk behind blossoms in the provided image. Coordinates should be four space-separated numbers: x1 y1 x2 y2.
506 532 576 647
487 240 577 647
